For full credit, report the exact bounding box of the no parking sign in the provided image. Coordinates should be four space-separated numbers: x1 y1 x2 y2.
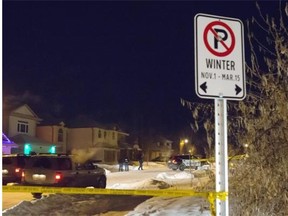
194 13 245 100
194 13 246 216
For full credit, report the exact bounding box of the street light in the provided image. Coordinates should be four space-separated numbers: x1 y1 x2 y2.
180 139 188 154
189 149 192 187
244 143 249 156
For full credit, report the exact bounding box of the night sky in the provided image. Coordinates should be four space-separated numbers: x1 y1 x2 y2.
3 1 280 140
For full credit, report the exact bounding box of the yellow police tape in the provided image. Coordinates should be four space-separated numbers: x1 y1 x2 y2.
3 186 227 216
3 185 207 196
194 154 247 163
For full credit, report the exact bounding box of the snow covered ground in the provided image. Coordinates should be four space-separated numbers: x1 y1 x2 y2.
2 162 212 215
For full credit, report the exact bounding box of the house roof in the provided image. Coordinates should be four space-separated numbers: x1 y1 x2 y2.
2 133 18 147
4 102 129 135
67 115 122 131
38 117 66 126
2 133 14 144
9 104 42 122
153 136 173 143
10 134 60 146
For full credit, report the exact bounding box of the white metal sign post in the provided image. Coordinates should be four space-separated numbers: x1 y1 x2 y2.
215 98 228 215
194 13 245 216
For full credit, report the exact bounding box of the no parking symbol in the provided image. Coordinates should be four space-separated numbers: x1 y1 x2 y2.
203 21 235 57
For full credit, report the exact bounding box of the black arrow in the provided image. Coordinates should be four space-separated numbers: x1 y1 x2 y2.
235 84 242 95
200 82 207 93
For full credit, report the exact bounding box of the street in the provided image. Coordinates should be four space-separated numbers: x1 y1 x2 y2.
3 192 35 210
2 163 210 214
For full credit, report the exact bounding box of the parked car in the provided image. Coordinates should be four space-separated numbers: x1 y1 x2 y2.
2 154 30 185
21 154 107 198
167 154 204 171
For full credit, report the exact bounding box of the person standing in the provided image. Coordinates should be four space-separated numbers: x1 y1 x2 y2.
118 158 124 172
138 152 144 170
124 158 129 171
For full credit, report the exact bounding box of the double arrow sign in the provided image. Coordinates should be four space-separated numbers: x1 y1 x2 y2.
200 82 243 95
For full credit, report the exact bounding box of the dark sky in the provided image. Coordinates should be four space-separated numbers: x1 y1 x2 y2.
3 1 280 139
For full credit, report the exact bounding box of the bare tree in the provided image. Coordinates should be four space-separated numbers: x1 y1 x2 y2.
230 2 288 215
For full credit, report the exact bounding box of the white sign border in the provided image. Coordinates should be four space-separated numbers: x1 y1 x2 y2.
194 13 246 100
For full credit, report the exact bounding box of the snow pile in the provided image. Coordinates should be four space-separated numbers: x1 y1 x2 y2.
126 196 210 216
3 194 152 216
156 171 193 180
108 178 171 190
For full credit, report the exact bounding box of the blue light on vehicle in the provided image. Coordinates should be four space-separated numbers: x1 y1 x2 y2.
24 144 31 155
49 146 56 154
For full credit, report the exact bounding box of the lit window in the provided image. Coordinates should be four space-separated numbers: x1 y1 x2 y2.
58 129 63 142
17 121 29 133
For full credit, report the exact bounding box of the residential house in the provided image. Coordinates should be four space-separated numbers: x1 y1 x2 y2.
36 121 68 153
3 103 130 163
147 136 173 161
66 117 129 164
2 104 58 154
